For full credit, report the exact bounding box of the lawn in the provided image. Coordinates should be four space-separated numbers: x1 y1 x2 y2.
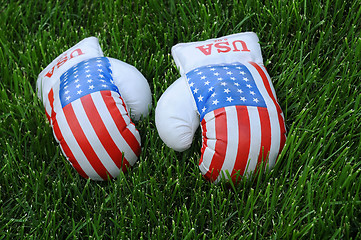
0 0 360 239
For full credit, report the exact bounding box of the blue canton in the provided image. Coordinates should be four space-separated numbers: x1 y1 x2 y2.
59 57 120 108
186 63 266 120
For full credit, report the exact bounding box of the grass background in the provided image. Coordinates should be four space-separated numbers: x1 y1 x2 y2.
1 0 361 239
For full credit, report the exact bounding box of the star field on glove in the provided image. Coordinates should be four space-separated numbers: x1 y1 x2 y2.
186 63 266 120
60 57 120 108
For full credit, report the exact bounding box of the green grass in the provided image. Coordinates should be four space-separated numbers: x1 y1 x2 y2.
1 0 361 239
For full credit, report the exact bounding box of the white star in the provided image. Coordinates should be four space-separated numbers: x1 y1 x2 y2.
210 68 216 71
85 70 90 73
77 90 83 95
212 99 219 105
253 98 259 103
234 82 240 86
226 97 233 102
198 95 203 102
237 89 243 94
197 71 203 75
240 96 246 101
208 87 214 92
89 85 95 90
236 66 241 69
100 79 106 83
201 76 206 80
224 88 230 93
99 74 104 78
98 68 103 72
74 79 79 83
246 84 252 88
240 71 246 75
217 77 223 81
226 71 233 75
87 79 93 83
250 91 255 95
230 77 236 81
204 81 210 85
194 69 199 72
193 88 199 94
221 82 227 86
64 85 68 89
243 77 249 82
66 96 71 101
97 64 102 67
102 84 107 88
74 75 79 78
96 60 102 63
187 77 191 82
223 67 229 70
65 90 70 95
202 106 206 112
214 72 220 76
84 62 89 65
76 84 81 88
73 71 78 74
189 82 195 87
86 74 91 78
211 92 216 97
85 65 90 69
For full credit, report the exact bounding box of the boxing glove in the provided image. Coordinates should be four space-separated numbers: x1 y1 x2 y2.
156 32 286 183
37 37 152 181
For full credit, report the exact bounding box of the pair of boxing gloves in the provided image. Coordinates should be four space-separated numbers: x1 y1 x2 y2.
37 32 286 183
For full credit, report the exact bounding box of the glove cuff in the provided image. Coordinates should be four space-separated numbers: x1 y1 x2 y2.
37 37 104 109
171 32 263 76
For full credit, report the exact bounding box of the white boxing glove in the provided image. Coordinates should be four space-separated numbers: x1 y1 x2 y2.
37 37 152 180
156 32 286 183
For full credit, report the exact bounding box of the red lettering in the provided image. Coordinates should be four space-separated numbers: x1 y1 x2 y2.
232 40 250 52
56 54 68 68
44 48 84 78
215 42 231 53
70 48 84 59
45 65 56 78
196 44 213 56
195 40 251 56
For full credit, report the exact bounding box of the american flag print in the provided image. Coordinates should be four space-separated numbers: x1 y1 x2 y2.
47 57 141 181
186 62 286 183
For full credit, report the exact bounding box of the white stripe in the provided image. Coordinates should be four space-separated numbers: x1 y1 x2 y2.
91 91 139 166
246 62 281 169
199 111 216 175
56 106 101 180
71 99 120 178
246 106 262 173
215 106 239 183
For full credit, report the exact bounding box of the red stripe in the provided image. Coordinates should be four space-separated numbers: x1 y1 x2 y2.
101 91 141 158
204 108 227 182
250 62 287 161
199 118 207 166
48 89 55 124
81 94 129 171
48 89 88 178
278 115 287 156
250 62 282 114
52 117 89 179
63 103 111 180
257 108 272 166
231 106 251 182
